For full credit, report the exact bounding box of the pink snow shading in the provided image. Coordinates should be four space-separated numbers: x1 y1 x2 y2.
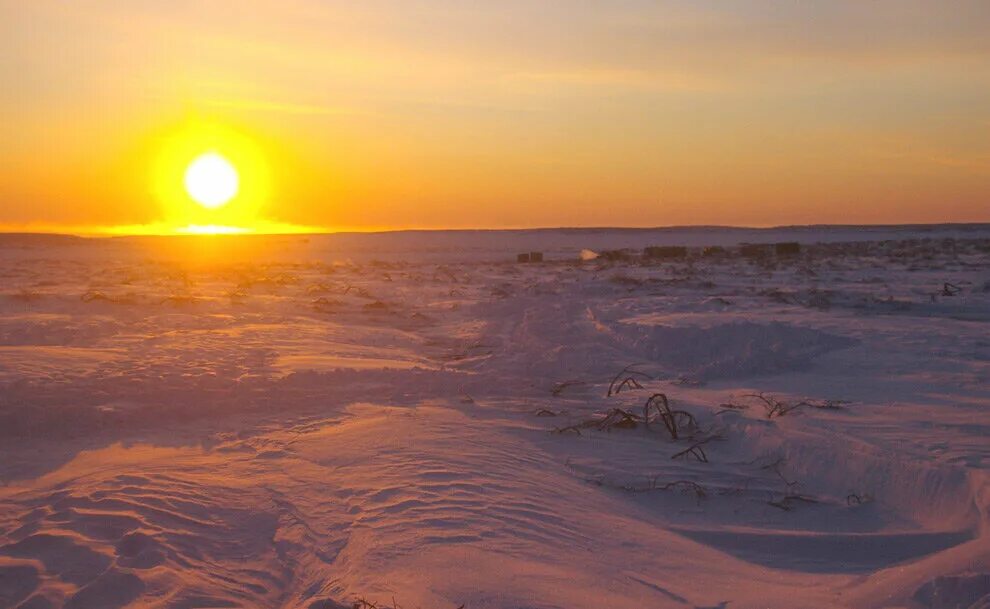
0 225 988 609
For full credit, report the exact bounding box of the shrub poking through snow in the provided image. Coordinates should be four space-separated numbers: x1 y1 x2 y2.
584 476 708 504
767 494 819 511
551 379 585 396
611 376 644 394
671 442 709 463
762 457 819 511
597 408 641 430
746 392 802 419
552 408 644 434
549 394 700 441
942 282 962 296
716 401 749 415
349 598 463 609
801 398 849 411
744 393 849 418
655 479 708 503
606 364 652 396
643 393 698 440
846 493 875 506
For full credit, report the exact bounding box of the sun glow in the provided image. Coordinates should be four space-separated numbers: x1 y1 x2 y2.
152 121 274 233
184 153 239 209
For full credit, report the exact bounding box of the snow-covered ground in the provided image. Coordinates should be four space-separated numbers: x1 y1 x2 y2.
1 225 988 609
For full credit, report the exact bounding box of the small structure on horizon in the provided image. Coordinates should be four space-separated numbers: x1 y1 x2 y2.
644 245 687 259
740 243 772 258
517 252 544 263
598 249 634 262
774 242 801 256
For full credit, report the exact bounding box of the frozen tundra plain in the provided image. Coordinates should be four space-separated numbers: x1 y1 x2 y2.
0 225 989 609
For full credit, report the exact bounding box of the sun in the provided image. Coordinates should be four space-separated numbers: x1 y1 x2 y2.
152 121 275 232
184 152 239 209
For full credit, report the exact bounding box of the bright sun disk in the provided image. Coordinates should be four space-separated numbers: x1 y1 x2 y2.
184 152 239 209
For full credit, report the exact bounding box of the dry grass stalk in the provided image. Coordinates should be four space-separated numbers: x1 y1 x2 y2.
606 364 651 397
799 399 849 411
768 494 818 511
552 408 643 434
846 493 874 506
671 442 709 463
942 282 962 296
612 376 644 394
746 392 802 419
585 476 708 504
655 479 708 501
643 393 697 440
715 401 749 415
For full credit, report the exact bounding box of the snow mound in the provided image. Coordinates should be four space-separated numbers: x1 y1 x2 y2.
618 321 856 380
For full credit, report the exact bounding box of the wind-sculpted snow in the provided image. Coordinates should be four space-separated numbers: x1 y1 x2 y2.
1 228 989 609
614 321 857 380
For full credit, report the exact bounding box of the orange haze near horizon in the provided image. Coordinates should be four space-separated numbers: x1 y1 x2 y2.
1 1 988 235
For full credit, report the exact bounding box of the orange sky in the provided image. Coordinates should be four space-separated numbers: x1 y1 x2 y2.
1 1 988 234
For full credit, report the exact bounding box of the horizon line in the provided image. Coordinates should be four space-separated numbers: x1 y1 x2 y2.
2 221 990 240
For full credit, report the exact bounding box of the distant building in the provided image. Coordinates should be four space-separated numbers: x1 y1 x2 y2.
644 246 687 259
774 242 801 256
740 243 772 258
598 249 634 261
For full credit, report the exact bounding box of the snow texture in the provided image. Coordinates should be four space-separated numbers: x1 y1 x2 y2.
1 225 989 609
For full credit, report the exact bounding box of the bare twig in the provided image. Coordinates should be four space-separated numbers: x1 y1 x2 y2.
942 282 962 296
612 376 644 394
768 494 818 511
643 393 697 440
798 399 850 411
746 392 802 419
671 442 709 463
607 364 652 397
551 380 585 396
846 493 874 506
550 407 644 434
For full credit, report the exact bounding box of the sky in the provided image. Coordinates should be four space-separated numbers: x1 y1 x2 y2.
1 1 988 233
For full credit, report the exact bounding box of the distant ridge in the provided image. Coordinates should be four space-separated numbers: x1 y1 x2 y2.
0 232 91 245
1 222 989 240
